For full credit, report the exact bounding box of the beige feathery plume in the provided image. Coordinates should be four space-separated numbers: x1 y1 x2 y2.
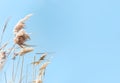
13 14 32 34
0 59 6 70
14 29 30 45
40 61 50 70
38 69 45 78
0 51 6 70
31 61 40 65
13 22 25 34
33 80 42 83
16 29 30 40
31 53 47 65
39 53 47 61
19 47 33 56
14 36 25 46
20 14 33 23
0 51 6 59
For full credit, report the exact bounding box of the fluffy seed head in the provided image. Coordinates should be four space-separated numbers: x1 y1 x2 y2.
0 51 6 59
40 61 50 70
14 29 30 45
39 53 47 61
19 47 34 56
0 51 6 70
13 14 32 34
33 80 42 83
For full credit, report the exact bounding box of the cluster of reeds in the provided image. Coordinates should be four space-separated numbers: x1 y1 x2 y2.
0 14 52 83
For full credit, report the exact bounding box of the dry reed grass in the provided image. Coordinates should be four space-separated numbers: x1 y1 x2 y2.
0 14 52 83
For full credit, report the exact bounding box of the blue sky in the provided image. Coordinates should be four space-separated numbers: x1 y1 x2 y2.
0 0 120 83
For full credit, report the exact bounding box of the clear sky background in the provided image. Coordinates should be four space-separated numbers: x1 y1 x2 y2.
0 0 120 83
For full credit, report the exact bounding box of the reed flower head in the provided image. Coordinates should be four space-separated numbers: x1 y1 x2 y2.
31 61 40 65
14 29 30 45
0 51 6 70
40 61 50 70
19 47 33 56
13 22 25 34
0 59 6 70
0 14 53 82
13 14 32 34
33 80 42 83
20 14 32 23
0 51 6 59
39 53 47 61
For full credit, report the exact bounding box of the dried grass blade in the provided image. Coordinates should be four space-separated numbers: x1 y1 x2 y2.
0 41 9 50
0 17 11 45
7 44 16 56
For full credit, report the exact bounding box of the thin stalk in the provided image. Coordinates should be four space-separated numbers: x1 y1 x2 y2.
26 64 28 83
33 56 36 80
19 56 24 83
0 41 8 50
0 17 11 46
12 60 15 82
14 56 20 82
4 72 7 83
35 66 37 80
7 44 16 57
